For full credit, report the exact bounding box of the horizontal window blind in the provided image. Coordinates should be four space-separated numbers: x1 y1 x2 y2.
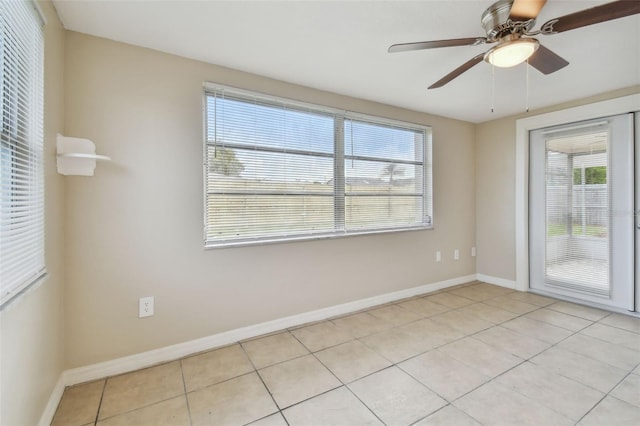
204 85 432 247
544 128 610 296
0 0 45 306
344 117 430 231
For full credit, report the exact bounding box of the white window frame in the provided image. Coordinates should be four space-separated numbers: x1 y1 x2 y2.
203 83 432 248
0 0 46 307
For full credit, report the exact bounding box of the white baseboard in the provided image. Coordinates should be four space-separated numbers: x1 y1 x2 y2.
40 273 476 425
38 375 65 426
475 273 517 290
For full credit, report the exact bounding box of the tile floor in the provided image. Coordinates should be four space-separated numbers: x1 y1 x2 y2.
51 282 640 426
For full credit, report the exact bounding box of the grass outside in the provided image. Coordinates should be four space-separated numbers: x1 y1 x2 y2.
547 223 607 238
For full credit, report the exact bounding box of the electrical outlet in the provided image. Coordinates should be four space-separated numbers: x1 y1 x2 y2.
139 296 154 318
436 250 441 262
471 247 476 257
454 249 460 260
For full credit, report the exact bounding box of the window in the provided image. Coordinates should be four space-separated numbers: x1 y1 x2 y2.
204 85 432 247
0 0 45 306
344 117 430 232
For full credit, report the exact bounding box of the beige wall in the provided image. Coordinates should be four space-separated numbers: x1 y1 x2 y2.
475 86 640 282
63 32 476 368
475 117 516 280
0 1 66 425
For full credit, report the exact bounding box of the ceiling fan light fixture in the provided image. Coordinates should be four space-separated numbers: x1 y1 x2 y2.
485 38 539 68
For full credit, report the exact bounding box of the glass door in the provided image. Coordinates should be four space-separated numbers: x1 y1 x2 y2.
529 114 634 311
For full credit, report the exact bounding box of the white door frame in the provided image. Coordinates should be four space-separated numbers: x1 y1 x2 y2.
515 94 640 293
528 114 634 309
636 112 640 311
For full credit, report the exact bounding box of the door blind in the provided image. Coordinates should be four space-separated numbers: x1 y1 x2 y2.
544 128 610 296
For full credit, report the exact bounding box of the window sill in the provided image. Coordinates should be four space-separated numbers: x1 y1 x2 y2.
0 271 48 311
204 224 433 249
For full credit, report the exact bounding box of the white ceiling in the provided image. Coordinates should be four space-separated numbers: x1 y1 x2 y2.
52 0 639 123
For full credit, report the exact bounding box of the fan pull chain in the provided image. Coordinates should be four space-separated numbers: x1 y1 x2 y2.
491 63 495 113
526 59 530 112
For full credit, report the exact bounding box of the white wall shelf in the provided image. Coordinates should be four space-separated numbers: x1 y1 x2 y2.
56 134 111 176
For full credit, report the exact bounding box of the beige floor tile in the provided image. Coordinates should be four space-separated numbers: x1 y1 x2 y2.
315 339 391 383
59 286 640 426
367 303 423 326
449 284 512 302
456 302 519 324
438 337 522 378
472 283 514 295
530 346 628 393
359 326 437 363
181 344 254 391
349 367 446 426
448 285 502 301
505 291 556 307
483 296 539 315
403 318 466 344
524 308 593 332
399 349 489 401
501 316 573 344
247 413 288 426
52 380 104 426
55 285 640 426
242 332 309 369
611 374 640 407
96 396 190 426
547 301 609 321
397 297 451 317
331 312 392 338
558 333 640 371
259 354 341 408
290 321 353 352
495 362 604 420
429 310 493 335
455 382 574 426
449 282 476 292
282 386 383 425
426 292 475 309
99 362 184 419
474 326 551 359
580 323 640 351
188 372 277 426
578 396 640 426
599 313 640 334
414 405 481 426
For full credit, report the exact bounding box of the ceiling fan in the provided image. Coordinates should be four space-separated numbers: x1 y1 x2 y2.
389 0 640 89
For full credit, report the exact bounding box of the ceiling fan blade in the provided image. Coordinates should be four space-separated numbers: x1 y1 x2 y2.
389 37 487 53
509 0 547 21
541 0 640 34
428 53 485 89
528 45 569 74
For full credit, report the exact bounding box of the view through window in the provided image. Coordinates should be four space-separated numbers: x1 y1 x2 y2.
204 86 432 247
